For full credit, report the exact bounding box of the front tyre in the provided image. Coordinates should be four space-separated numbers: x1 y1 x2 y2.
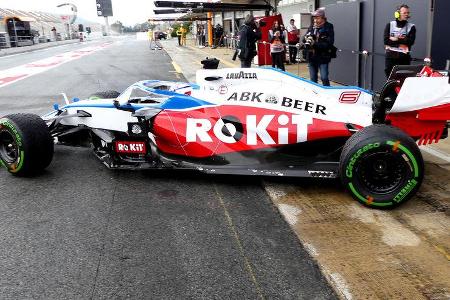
340 125 424 208
0 114 54 176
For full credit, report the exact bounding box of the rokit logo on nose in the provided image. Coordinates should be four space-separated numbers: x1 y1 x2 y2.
186 115 313 145
115 141 147 154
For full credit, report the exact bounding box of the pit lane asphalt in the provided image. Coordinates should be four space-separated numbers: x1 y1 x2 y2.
0 36 336 299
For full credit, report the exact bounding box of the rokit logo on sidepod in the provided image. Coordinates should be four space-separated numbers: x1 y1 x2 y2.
186 114 313 145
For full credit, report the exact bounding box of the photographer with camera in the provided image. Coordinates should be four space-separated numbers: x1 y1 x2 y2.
302 8 335 86
236 15 262 68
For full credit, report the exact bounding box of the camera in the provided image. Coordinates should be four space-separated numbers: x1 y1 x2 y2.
304 33 316 48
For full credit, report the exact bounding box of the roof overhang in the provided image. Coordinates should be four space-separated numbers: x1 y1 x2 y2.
149 16 211 21
153 1 272 14
4 15 36 22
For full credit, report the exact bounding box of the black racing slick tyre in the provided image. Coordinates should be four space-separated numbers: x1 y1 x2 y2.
88 90 120 100
0 114 54 176
339 125 424 208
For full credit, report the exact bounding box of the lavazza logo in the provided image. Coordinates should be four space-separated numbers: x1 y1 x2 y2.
226 71 257 79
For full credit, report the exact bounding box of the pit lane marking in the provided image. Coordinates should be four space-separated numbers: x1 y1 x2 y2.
0 42 113 89
213 184 265 299
420 146 450 164
171 61 182 74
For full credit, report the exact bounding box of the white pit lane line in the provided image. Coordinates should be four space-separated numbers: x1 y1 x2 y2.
0 42 112 89
420 145 450 164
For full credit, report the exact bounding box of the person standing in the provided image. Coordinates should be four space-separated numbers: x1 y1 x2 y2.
302 8 334 86
384 4 416 78
279 24 288 64
269 21 281 68
201 25 206 46
216 24 224 47
51 27 57 42
269 21 281 40
148 28 155 50
238 15 262 68
176 26 183 46
270 30 285 71
286 19 300 64
197 25 205 47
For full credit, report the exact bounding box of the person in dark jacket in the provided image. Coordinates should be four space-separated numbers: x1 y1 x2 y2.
302 8 334 86
238 15 262 68
384 4 416 78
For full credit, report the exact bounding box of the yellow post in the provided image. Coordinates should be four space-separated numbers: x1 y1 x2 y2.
181 26 187 46
207 12 213 47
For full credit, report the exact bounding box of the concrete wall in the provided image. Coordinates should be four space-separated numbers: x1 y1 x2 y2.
430 0 450 69
324 0 432 91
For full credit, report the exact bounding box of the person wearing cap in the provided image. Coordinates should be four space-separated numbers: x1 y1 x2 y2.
237 15 262 68
384 4 416 78
302 7 335 86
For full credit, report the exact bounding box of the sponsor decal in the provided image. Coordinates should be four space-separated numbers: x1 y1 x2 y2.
393 178 418 203
227 92 264 102
218 85 228 95
339 91 361 103
226 93 327 115
345 143 381 178
0 119 22 147
265 94 278 104
186 114 312 145
115 141 147 154
0 119 24 172
281 97 327 115
226 71 257 79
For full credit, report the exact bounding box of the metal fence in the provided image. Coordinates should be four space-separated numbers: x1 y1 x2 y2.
8 35 34 47
0 33 8 48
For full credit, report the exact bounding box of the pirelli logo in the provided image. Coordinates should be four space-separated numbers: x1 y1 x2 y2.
339 91 361 103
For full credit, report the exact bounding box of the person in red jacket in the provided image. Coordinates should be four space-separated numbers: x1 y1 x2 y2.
286 19 300 64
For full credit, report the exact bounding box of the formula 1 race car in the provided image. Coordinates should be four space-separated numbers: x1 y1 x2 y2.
1 66 449 208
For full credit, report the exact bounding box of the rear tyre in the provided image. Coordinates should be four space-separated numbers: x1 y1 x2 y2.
339 125 424 208
0 114 54 176
89 90 120 100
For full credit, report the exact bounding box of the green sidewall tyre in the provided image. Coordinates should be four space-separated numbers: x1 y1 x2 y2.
339 125 424 209
0 114 54 176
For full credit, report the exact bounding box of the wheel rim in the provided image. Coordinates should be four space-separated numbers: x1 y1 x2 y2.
356 150 407 195
0 130 18 164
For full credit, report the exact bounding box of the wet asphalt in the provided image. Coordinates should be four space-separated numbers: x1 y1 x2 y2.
0 36 336 299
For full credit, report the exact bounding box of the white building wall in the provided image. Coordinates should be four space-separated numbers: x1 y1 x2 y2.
277 0 315 38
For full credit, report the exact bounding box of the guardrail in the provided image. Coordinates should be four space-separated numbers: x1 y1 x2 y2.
0 32 9 48
9 35 34 47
